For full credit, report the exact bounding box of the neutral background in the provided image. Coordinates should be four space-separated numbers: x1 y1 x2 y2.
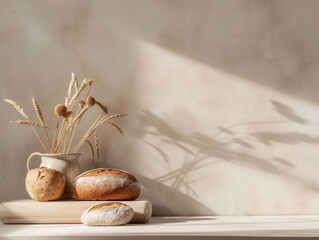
1 0 319 216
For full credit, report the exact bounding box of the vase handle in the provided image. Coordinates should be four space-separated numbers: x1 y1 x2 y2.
27 152 42 171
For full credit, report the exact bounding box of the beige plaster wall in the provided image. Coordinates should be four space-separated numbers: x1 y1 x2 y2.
1 0 319 215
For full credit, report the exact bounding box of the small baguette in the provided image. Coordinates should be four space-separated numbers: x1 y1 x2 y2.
81 202 134 226
70 168 141 200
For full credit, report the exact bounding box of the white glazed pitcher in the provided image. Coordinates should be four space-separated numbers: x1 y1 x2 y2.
27 152 81 197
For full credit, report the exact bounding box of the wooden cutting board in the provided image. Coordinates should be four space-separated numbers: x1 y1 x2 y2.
0 199 152 224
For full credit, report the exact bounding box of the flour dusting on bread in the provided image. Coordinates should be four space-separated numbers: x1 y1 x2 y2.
71 168 141 200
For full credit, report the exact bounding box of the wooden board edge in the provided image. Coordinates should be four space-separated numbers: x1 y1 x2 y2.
0 199 152 224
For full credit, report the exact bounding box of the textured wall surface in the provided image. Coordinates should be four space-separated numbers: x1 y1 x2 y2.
1 0 319 215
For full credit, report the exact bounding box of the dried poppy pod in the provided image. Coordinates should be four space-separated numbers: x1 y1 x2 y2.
63 111 73 119
79 100 86 108
84 79 93 86
86 96 96 106
54 104 67 117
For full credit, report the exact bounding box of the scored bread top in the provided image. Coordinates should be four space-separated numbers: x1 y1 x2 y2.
77 168 138 182
38 167 61 174
88 202 129 212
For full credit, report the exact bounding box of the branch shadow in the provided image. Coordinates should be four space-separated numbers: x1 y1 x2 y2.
251 132 319 146
133 99 319 213
271 100 309 125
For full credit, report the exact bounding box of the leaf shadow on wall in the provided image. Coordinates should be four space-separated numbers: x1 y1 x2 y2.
271 100 309 125
133 100 319 215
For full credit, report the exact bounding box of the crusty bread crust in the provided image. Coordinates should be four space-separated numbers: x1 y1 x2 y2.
81 202 134 226
88 202 128 212
25 167 65 201
78 168 137 181
71 168 140 200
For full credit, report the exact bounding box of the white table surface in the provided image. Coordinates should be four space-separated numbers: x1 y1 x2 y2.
2 216 319 238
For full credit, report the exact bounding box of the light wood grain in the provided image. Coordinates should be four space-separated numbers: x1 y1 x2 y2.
0 199 152 224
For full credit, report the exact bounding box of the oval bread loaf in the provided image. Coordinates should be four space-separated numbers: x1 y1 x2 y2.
70 168 141 200
81 202 134 226
25 167 65 201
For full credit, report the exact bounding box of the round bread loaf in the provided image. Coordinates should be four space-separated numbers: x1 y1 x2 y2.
25 167 65 201
70 168 141 200
81 202 134 226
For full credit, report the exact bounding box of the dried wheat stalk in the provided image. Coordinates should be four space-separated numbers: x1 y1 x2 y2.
67 79 88 109
68 73 76 98
74 78 78 92
73 106 89 122
66 73 78 106
32 97 52 149
31 97 45 124
5 73 127 157
103 119 124 135
4 99 28 119
73 115 103 152
107 113 128 120
11 120 45 127
5 98 48 153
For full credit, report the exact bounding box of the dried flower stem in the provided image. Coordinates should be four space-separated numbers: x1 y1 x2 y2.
55 76 93 153
5 99 48 153
44 128 51 149
61 112 76 152
67 79 87 110
57 94 83 153
53 120 71 153
51 117 61 153
64 105 83 153
31 127 49 153
62 121 71 153
74 113 125 153
5 73 126 156
56 118 66 151
73 115 103 152
66 119 78 153
32 97 51 149
13 120 49 153
53 106 89 153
